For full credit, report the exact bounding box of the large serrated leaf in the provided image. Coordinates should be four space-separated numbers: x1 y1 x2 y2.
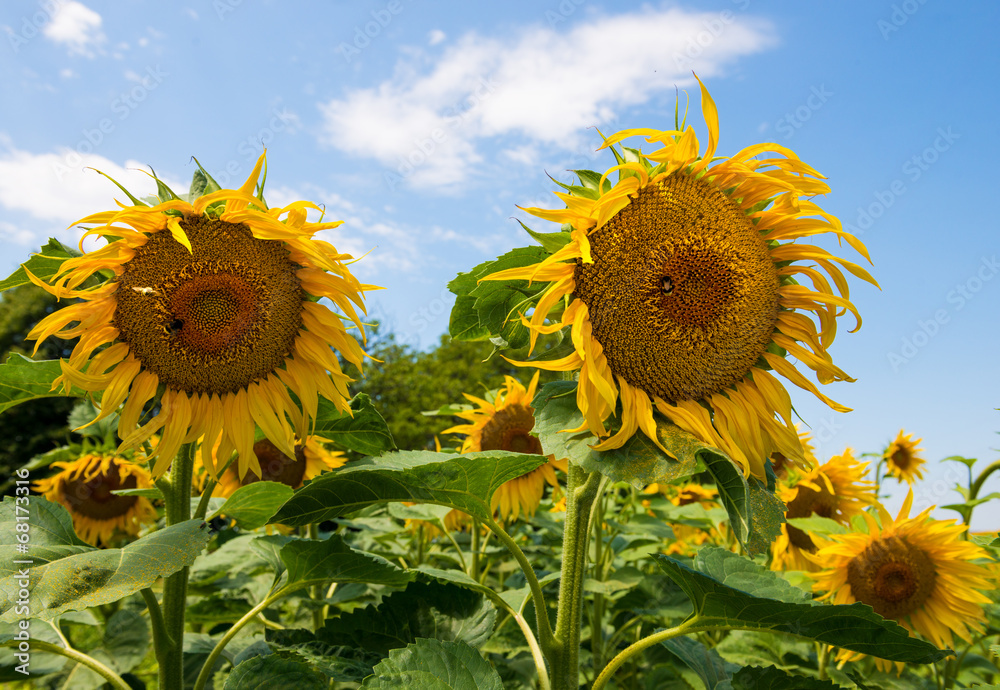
731 665 844 689
313 393 395 456
270 449 548 526
361 638 503 689
266 629 378 683
279 533 413 588
0 354 85 415
693 548 811 604
0 517 209 623
653 554 949 663
224 651 327 690
210 481 293 530
660 636 739 690
0 238 80 293
319 581 497 657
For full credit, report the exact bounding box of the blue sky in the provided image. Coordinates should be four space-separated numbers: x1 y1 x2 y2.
1 1 998 527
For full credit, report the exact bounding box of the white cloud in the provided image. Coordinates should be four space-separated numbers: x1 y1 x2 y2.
43 1 105 57
0 139 186 254
428 29 446 46
318 7 775 192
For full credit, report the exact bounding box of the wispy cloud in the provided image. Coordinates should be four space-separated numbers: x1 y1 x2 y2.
318 6 774 192
43 1 105 57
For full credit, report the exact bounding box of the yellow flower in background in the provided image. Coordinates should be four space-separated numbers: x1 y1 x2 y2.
643 482 722 556
810 491 995 670
202 435 347 498
484 77 877 480
26 154 375 480
769 426 817 480
771 449 876 572
883 429 926 484
444 371 567 521
34 453 157 545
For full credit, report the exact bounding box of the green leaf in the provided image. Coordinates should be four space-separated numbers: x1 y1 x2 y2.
693 547 811 604
271 449 548 526
112 487 164 500
659 636 739 690
265 629 378 683
319 581 497 657
101 608 151 673
0 354 85 415
0 518 209 623
742 477 786 556
210 482 293 530
0 619 68 680
516 219 573 254
449 294 490 341
531 381 701 488
280 534 413 588
731 665 844 689
361 638 504 689
190 158 223 198
653 553 949 663
313 393 395 456
784 516 847 537
225 651 327 690
0 238 81 293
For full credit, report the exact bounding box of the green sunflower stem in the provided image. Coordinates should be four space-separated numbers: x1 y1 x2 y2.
967 459 1000 524
157 442 196 690
549 463 602 690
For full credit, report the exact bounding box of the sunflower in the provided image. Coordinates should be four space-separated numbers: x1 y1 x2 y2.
769 426 816 480
810 491 995 669
443 371 568 521
883 429 926 484
34 452 157 545
484 78 877 480
26 154 374 480
202 435 347 498
771 448 876 572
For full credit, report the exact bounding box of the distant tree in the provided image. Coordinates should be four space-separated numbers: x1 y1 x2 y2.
0 284 78 487
350 329 558 452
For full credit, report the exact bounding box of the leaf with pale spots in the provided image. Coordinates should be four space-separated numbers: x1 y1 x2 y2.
0 518 209 623
224 652 327 690
653 553 949 662
270 449 548 526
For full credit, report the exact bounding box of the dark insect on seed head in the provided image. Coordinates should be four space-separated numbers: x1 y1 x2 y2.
661 276 674 296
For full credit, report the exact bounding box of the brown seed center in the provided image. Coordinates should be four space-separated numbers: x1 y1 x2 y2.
61 460 139 521
846 535 937 620
239 439 308 489
479 404 543 455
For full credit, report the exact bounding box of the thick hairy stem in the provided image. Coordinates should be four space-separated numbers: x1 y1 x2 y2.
549 464 602 690
158 443 195 690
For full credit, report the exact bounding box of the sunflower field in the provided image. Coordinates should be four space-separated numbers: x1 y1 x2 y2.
2 80 999 690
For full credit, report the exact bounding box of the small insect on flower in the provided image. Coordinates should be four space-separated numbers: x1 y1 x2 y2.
131 286 160 296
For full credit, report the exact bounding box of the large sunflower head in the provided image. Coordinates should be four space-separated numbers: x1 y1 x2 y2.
482 77 877 480
883 429 926 484
26 154 376 480
33 452 157 545
200 435 347 498
771 448 877 572
443 371 568 521
810 491 996 668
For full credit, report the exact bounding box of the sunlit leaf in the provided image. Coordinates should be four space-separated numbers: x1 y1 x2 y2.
360 638 504 689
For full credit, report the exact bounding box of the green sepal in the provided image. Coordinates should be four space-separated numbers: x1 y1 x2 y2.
148 166 181 203
547 171 600 200
571 169 612 194
0 238 81 293
189 157 223 198
88 168 148 207
516 219 573 254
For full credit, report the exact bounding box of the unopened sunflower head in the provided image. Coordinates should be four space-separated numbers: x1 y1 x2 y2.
443 372 568 521
33 452 157 545
883 429 926 484
810 491 996 671
26 154 377 480
481 77 878 481
771 448 877 572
